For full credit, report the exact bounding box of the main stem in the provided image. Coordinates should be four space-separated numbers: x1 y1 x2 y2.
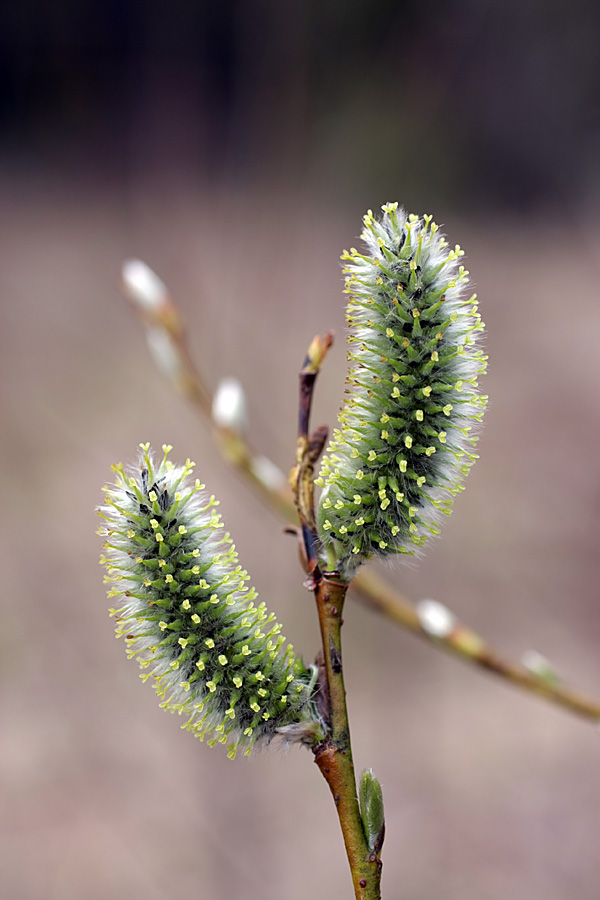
314 574 382 900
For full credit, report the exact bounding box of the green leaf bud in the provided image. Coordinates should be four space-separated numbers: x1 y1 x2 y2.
99 443 320 759
359 768 385 853
317 204 487 575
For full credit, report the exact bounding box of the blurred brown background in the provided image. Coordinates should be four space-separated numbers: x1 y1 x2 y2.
2 2 600 898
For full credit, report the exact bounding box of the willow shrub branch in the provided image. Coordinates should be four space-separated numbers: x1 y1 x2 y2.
119 254 600 726
291 337 383 900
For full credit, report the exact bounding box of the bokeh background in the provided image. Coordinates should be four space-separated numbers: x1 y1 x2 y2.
2 2 600 898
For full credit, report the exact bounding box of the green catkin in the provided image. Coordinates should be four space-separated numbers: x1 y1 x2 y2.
99 443 320 759
317 204 487 576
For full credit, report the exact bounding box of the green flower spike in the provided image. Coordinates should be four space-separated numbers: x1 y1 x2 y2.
317 204 487 576
99 443 320 759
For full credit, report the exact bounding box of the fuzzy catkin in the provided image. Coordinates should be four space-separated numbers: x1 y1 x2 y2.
99 444 319 758
317 204 487 576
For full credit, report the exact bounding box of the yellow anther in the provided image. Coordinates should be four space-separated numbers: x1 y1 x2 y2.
438 431 447 443
423 386 432 398
395 492 404 501
355 517 365 526
386 328 395 338
339 525 348 534
391 387 401 399
381 430 389 441
127 529 135 538
155 533 164 542
175 491 182 501
443 404 453 416
335 499 344 509
353 494 362 504
415 409 424 422
148 491 157 502
207 682 216 693
191 614 201 624
404 435 413 449
178 638 188 648
159 621 168 631
150 519 159 529
425 446 436 457
191 565 200 575
417 476 426 487
409 507 417 517
205 638 215 649
165 574 173 583
196 660 205 671
392 372 400 382
241 645 251 656
431 351 439 362
356 470 364 480
398 459 407 473
218 655 228 666
169 660 179 670
178 525 188 535
368 450 377 461
322 519 332 530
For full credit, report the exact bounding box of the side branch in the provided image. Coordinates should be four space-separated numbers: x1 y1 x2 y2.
359 572 600 723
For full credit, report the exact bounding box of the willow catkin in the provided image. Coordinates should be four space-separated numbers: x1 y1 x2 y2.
99 444 320 758
317 204 487 576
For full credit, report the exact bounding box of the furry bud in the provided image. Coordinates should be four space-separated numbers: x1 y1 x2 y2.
317 204 487 575
99 444 320 758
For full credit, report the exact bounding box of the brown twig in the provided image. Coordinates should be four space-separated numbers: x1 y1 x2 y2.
290 336 383 899
119 262 600 727
313 576 382 900
358 573 600 723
